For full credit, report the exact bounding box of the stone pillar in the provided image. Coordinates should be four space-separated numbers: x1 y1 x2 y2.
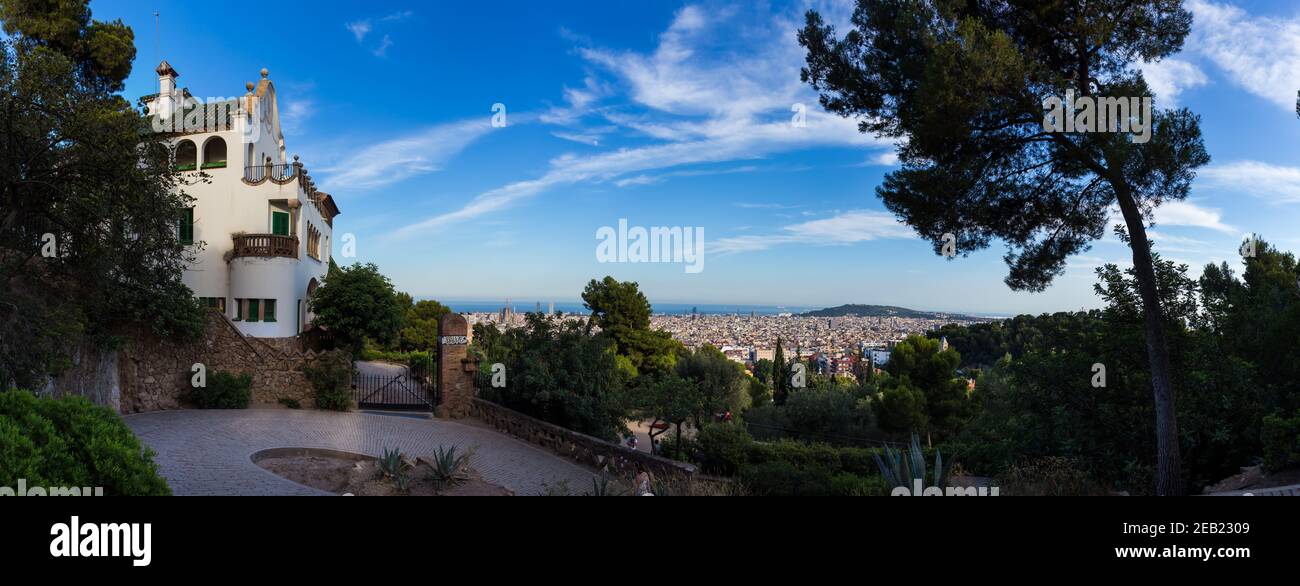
436 313 478 418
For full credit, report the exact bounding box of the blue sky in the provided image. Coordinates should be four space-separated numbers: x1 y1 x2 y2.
96 0 1300 314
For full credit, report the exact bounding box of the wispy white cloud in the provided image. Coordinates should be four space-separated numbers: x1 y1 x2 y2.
1153 200 1236 234
391 3 889 238
281 99 315 136
346 20 372 43
346 11 413 56
1197 160 1300 204
318 119 493 191
551 130 608 146
1185 0 1300 112
1138 58 1209 106
712 210 914 255
613 165 762 187
372 35 394 57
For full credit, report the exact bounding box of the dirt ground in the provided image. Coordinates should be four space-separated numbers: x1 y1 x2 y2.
257 454 512 496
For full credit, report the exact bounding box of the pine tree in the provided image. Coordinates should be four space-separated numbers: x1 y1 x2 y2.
800 0 1207 495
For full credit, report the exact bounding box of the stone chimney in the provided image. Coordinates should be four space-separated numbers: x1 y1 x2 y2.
155 60 179 119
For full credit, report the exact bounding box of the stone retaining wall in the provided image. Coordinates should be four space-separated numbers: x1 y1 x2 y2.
106 310 317 412
469 397 696 478
118 310 318 412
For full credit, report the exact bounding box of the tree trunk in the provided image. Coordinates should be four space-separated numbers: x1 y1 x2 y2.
1114 188 1183 496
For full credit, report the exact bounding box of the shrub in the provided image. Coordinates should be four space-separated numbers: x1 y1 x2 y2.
997 457 1109 496
408 351 434 379
694 423 751 476
304 350 353 411
741 459 835 496
0 391 170 495
189 371 251 409
829 472 887 496
1261 411 1300 473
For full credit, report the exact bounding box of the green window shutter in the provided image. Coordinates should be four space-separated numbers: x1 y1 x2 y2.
247 299 260 322
264 299 276 322
179 208 194 244
271 211 290 236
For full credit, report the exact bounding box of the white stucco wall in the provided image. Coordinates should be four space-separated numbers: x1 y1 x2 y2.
152 71 334 339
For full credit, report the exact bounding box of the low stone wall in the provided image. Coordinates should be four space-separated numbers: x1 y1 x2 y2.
470 398 696 478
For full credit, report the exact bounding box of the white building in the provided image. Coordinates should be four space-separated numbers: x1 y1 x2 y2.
143 62 340 338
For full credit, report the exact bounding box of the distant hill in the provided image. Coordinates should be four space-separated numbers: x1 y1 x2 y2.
801 304 981 321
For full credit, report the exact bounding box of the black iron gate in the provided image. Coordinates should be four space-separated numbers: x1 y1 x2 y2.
352 372 438 411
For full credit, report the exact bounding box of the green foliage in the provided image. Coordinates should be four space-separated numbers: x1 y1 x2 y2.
694 423 752 476
427 445 470 488
673 344 751 421
738 442 887 497
188 371 251 409
304 350 353 411
874 383 928 435
951 252 1283 493
307 263 405 354
377 447 411 480
395 298 450 352
871 335 974 439
0 390 170 495
800 0 1207 495
407 351 434 379
0 3 204 389
680 424 889 496
746 376 772 408
1261 411 1300 473
746 377 879 445
772 338 789 405
581 276 681 373
872 433 951 492
472 314 632 441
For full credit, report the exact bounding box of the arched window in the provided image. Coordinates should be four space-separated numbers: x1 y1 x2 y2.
202 137 227 169
175 140 197 171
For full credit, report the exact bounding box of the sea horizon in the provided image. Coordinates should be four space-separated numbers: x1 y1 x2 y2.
428 298 1012 319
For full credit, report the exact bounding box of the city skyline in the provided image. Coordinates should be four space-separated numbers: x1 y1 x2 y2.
99 0 1300 314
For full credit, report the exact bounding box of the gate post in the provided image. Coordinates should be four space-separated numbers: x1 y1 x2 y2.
436 313 478 418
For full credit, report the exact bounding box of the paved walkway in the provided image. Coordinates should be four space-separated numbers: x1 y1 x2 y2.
125 409 597 496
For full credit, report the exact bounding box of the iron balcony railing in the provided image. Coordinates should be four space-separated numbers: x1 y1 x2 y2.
243 163 298 183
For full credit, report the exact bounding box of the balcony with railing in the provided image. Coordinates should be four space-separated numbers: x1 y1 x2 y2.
231 233 298 259
243 163 298 184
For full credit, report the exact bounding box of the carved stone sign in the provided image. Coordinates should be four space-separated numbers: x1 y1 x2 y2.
439 336 468 346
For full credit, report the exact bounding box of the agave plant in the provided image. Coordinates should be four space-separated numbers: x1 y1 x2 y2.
428 445 470 487
585 475 628 497
377 447 410 479
872 433 953 493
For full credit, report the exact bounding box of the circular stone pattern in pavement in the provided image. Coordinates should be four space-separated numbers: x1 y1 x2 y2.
125 409 598 496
